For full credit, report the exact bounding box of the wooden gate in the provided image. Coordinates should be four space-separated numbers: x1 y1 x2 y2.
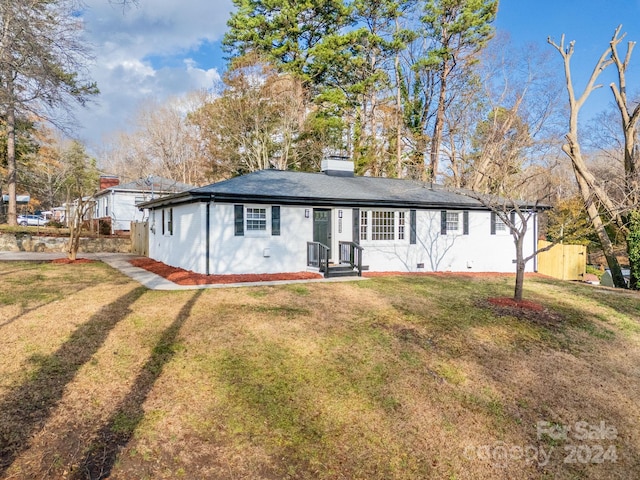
130 221 149 256
537 240 586 281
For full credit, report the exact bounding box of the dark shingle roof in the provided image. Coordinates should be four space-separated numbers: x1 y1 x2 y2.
140 170 544 210
97 176 194 196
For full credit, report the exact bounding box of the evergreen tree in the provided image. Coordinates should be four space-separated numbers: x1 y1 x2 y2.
420 0 498 182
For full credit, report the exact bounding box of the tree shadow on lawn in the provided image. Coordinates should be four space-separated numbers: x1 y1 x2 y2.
0 281 96 330
73 289 204 480
0 286 147 476
465 289 640 478
0 262 125 330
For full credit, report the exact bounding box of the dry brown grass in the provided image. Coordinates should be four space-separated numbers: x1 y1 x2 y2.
0 264 639 479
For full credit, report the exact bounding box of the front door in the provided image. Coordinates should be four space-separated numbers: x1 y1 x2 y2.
313 208 331 258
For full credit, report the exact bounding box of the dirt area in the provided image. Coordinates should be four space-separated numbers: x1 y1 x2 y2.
487 296 544 311
51 258 96 265
482 296 565 329
129 257 323 285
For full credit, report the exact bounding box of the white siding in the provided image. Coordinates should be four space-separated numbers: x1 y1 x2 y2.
147 202 538 275
359 209 536 273
149 203 206 273
95 191 150 232
209 204 312 275
111 192 148 231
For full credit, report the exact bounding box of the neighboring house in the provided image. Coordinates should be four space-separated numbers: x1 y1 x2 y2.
139 159 544 277
95 176 194 233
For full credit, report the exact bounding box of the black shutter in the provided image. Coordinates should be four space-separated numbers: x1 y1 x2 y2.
510 210 516 227
410 209 417 244
463 210 469 235
271 206 280 236
234 205 244 236
490 211 496 235
169 208 173 235
441 210 447 235
161 209 165 235
353 208 360 244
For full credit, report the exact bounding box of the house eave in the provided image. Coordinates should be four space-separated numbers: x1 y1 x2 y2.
140 191 548 212
137 192 209 210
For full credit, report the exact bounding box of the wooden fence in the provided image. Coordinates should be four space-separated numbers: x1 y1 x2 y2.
130 221 149 256
537 240 586 281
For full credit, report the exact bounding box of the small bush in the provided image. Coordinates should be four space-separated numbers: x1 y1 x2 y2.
586 264 604 280
47 220 65 229
99 219 111 236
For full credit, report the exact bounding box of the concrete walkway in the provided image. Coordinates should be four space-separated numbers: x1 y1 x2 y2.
0 251 368 290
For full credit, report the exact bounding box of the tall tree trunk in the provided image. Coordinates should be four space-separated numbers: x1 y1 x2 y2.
623 126 639 206
563 133 627 287
550 34 627 288
394 18 403 178
6 97 16 226
576 169 627 287
514 233 525 301
610 43 640 289
429 66 448 183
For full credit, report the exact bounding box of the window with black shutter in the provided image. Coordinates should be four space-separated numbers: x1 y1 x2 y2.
353 208 360 244
410 210 417 244
271 206 280 236
234 205 244 236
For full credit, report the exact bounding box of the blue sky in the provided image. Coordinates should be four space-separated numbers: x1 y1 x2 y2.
74 0 640 149
496 0 640 114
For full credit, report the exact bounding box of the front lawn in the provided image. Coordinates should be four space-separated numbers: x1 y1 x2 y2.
0 263 638 479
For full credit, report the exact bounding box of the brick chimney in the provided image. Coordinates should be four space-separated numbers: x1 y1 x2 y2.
99 175 120 190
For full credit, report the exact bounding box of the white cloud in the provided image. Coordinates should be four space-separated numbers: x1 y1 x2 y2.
73 0 232 149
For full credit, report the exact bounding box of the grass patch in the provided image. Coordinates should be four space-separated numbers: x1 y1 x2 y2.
1 264 639 479
434 361 467 385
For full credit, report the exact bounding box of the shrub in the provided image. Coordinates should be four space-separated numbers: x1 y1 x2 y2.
99 219 112 235
47 220 64 229
586 264 604 280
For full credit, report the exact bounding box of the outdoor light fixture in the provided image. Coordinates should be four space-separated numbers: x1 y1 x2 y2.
338 210 343 218
305 209 310 218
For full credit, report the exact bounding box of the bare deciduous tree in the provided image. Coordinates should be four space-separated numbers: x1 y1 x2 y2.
101 92 210 186
189 57 309 178
61 141 98 260
549 30 627 288
0 0 98 225
465 163 558 301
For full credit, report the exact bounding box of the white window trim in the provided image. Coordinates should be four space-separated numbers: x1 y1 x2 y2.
244 205 270 237
446 211 460 234
494 217 508 233
360 210 408 243
163 207 173 236
493 212 512 236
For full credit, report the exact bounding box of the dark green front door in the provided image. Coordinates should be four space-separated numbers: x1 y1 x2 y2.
313 208 331 257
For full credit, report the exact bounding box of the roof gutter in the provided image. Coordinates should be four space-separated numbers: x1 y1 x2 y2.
137 191 210 210
138 191 552 212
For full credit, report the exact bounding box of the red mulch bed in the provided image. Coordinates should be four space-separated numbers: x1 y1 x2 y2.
51 258 96 264
364 271 548 279
129 257 323 285
487 296 544 312
481 296 563 329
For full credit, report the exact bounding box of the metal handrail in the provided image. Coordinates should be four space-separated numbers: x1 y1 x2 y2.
339 241 364 276
307 241 330 275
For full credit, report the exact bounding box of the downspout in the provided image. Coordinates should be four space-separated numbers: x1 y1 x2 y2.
206 202 210 276
111 190 116 234
533 212 538 272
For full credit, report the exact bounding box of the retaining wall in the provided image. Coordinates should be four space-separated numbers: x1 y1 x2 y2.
0 232 131 253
